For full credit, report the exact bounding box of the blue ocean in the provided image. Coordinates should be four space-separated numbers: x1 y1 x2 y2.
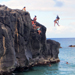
15 38 75 75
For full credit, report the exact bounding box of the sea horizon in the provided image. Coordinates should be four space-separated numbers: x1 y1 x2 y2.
47 37 75 39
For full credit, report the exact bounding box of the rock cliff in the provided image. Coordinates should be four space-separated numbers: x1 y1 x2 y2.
0 5 60 74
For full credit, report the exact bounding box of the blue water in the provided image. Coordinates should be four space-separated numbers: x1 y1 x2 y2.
15 38 75 75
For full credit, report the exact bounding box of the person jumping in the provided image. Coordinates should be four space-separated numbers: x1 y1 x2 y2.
54 15 60 26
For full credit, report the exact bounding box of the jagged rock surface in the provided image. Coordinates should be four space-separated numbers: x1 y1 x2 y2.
0 5 60 74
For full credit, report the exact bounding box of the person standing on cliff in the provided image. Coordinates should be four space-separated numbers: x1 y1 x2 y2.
54 15 60 26
33 15 37 22
22 7 26 11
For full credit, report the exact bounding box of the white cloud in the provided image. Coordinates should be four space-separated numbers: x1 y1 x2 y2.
69 22 75 26
61 18 75 20
1 0 55 10
1 0 75 12
46 25 75 38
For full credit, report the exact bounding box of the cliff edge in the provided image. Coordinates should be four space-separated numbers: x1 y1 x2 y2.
0 5 60 74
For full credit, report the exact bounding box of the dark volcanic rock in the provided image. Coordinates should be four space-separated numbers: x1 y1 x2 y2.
0 5 60 74
47 39 60 62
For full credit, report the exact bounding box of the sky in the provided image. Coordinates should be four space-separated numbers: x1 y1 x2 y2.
0 0 75 38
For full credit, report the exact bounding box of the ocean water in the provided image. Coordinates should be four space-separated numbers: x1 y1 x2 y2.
15 38 75 75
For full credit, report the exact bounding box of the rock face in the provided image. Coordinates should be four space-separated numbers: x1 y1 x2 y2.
47 39 60 62
0 5 60 74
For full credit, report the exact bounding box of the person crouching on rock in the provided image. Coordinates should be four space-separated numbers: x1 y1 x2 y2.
22 7 26 11
31 20 36 29
36 26 41 35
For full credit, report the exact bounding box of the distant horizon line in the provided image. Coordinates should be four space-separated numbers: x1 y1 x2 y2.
47 37 75 38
